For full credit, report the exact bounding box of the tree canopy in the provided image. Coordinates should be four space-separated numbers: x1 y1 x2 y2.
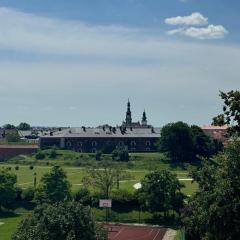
0 169 17 211
17 122 31 130
183 140 240 240
12 201 106 240
35 166 71 203
159 122 215 162
213 90 240 135
139 170 184 216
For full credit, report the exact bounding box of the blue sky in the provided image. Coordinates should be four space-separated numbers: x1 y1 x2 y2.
0 0 239 127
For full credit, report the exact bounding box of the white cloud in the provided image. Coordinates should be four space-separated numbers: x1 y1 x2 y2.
168 25 228 39
165 12 208 26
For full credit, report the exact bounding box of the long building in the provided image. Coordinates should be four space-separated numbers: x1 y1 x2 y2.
40 101 161 152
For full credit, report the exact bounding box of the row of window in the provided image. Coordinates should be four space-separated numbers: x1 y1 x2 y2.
81 147 151 153
66 140 151 147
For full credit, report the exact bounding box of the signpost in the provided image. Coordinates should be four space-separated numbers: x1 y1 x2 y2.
99 199 112 223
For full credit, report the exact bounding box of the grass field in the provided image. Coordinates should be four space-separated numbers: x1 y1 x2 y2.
0 150 198 239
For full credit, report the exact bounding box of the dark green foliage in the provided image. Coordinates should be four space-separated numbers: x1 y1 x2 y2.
190 125 215 158
74 188 92 206
29 165 34 170
34 166 71 203
35 151 45 160
183 140 240 240
95 150 102 161
139 170 185 216
15 166 19 171
49 149 57 159
101 141 116 154
5 132 21 143
112 147 130 161
213 90 240 135
159 122 216 162
17 122 31 130
21 187 35 201
0 169 17 211
12 201 107 240
3 124 16 129
159 122 195 162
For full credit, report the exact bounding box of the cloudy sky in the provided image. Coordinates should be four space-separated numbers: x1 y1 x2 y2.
0 0 239 127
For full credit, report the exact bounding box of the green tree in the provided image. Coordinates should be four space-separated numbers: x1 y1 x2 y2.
213 90 240 135
5 132 21 143
35 166 71 203
191 125 215 158
3 124 15 129
12 201 106 240
183 140 240 240
139 170 184 217
87 162 126 198
112 147 130 161
0 170 17 211
159 122 195 162
17 122 31 130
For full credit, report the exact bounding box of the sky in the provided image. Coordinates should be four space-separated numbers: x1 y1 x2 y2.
0 0 239 127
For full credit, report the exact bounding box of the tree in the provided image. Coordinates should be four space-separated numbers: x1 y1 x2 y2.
5 132 21 143
183 140 240 240
159 122 195 162
17 122 31 130
213 90 240 135
190 125 215 158
112 147 130 161
139 170 184 217
35 166 71 203
12 201 107 240
0 169 17 211
87 162 126 198
3 124 15 129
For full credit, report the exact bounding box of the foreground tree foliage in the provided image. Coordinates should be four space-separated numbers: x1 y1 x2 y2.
35 166 71 203
183 140 240 240
12 201 107 240
139 170 185 217
159 122 215 162
0 170 17 211
213 90 240 135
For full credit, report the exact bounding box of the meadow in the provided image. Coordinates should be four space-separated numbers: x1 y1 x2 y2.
0 150 198 239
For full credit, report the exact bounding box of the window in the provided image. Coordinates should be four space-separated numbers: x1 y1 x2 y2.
92 148 97 153
118 141 124 146
146 147 150 151
77 142 83 147
131 141 136 146
92 141 97 147
146 141 151 146
66 141 71 147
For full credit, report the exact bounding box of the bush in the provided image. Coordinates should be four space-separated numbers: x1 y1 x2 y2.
111 189 139 208
21 187 35 201
29 165 34 170
74 188 92 206
49 149 57 159
112 147 130 161
95 151 102 161
15 165 19 171
35 151 45 160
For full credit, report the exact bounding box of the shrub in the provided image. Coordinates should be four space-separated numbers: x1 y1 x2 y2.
35 151 45 160
95 151 102 161
29 165 34 170
49 149 57 159
15 165 19 171
74 188 92 206
21 187 35 201
112 147 130 161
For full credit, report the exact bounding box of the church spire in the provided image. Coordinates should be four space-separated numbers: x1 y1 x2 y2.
141 109 147 126
125 99 132 126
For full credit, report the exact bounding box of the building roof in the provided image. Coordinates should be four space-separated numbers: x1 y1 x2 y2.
41 126 161 139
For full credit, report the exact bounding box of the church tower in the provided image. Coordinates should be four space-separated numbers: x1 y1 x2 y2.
141 110 147 126
125 99 132 126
